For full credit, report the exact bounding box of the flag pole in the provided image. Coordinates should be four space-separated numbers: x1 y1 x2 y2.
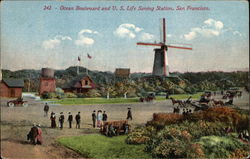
77 56 80 75
87 53 89 75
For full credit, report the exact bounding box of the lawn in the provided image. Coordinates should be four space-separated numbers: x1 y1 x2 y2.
43 93 203 105
57 134 151 159
46 97 139 105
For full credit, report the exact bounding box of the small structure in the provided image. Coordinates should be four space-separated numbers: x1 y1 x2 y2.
115 68 130 78
0 78 24 98
62 74 95 93
39 68 56 95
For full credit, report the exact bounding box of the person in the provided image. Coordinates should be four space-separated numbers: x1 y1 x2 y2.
176 106 180 114
108 124 116 137
75 112 81 129
59 112 64 129
103 111 108 122
27 123 38 145
123 123 129 134
165 92 169 99
92 110 96 128
36 124 43 145
182 109 186 116
127 108 132 120
43 103 49 117
97 110 103 128
68 112 73 128
50 112 56 128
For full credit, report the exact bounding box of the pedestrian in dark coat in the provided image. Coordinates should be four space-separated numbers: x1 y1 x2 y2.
68 112 73 128
92 110 96 128
50 112 56 128
75 112 81 129
59 112 65 130
103 111 108 122
44 103 49 117
127 108 132 120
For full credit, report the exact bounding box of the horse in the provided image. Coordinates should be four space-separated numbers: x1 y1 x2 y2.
170 97 185 107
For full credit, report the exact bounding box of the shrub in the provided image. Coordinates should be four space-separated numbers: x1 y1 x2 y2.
41 92 57 99
145 121 227 158
195 107 249 132
126 126 156 144
229 146 250 159
85 89 101 97
147 113 184 130
197 136 245 158
146 127 205 158
64 92 77 98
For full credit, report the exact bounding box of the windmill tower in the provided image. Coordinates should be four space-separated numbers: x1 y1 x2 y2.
137 18 192 76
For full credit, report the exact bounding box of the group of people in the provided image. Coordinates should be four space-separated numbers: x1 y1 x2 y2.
50 111 81 129
104 122 130 137
173 107 192 116
182 108 192 116
91 110 108 128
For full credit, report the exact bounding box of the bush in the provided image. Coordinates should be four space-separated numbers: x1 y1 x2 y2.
41 92 57 99
145 121 227 158
146 127 205 158
146 113 184 130
64 92 77 98
126 126 156 144
197 136 245 158
193 107 249 132
85 89 101 97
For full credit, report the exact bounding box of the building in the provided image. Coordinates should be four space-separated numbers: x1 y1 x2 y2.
39 68 56 95
62 74 95 93
0 79 24 98
115 68 130 78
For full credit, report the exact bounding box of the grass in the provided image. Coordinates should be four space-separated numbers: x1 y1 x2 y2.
45 98 139 105
57 134 151 159
43 93 203 105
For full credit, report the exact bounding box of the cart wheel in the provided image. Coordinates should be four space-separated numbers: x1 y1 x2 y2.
22 103 28 107
8 102 15 107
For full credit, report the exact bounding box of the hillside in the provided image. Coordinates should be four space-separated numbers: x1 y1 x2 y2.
1 67 248 96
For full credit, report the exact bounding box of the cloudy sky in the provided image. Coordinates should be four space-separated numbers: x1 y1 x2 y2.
1 1 249 73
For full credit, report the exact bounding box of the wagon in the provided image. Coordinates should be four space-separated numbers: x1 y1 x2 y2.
7 97 28 107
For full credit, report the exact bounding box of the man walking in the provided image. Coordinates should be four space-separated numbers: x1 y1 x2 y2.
75 112 81 129
92 110 96 128
127 108 132 120
59 112 65 130
43 103 49 117
68 112 73 128
103 111 108 122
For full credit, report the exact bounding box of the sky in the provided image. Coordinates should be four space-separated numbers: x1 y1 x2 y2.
1 1 249 73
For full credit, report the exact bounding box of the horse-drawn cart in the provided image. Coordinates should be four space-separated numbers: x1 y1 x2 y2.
7 97 28 107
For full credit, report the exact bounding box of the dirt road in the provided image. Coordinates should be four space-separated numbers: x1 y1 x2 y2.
1 91 249 159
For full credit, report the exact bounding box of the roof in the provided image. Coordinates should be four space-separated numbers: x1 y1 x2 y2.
2 78 24 88
115 68 130 77
62 73 95 89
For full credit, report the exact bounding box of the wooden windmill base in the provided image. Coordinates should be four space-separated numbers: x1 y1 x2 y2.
153 48 169 76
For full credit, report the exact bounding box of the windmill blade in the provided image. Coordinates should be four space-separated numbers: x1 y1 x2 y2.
163 18 166 44
137 42 163 47
160 18 166 44
167 45 193 50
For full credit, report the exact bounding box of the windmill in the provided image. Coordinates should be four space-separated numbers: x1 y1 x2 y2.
137 18 192 76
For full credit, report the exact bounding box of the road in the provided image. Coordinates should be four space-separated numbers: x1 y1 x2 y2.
1 91 249 159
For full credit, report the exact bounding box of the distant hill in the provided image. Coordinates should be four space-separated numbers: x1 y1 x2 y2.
2 66 248 94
